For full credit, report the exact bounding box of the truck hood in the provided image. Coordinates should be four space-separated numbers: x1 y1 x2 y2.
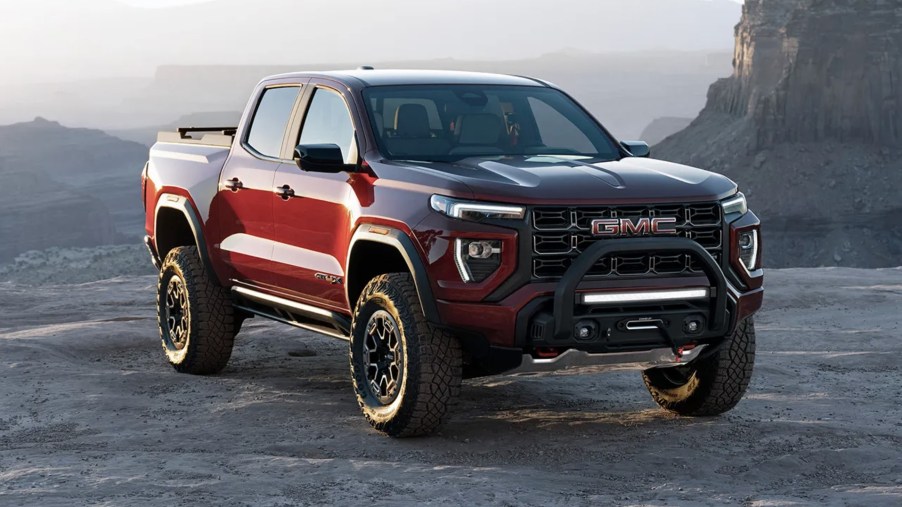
380 155 737 205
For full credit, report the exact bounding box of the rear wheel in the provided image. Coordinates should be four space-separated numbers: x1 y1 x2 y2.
642 318 756 416
350 273 462 437
157 246 235 374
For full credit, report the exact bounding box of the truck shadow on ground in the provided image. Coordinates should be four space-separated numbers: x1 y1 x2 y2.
217 346 709 438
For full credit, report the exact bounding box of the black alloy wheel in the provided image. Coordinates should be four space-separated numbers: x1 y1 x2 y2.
163 275 190 351
363 310 405 405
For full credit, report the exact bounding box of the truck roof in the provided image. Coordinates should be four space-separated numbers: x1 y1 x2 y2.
263 69 548 88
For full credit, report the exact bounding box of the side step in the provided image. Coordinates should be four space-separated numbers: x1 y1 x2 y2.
231 286 351 341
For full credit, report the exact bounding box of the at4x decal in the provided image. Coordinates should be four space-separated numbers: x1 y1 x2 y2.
315 272 343 285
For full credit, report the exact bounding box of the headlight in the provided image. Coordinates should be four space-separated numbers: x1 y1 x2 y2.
454 239 502 283
430 195 525 221
721 192 747 216
738 230 759 271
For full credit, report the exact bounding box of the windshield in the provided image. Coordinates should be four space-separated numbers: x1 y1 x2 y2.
362 85 620 162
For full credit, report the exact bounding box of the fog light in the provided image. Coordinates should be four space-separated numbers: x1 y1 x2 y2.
574 320 597 341
683 315 705 334
738 230 758 271
467 240 497 259
454 239 502 283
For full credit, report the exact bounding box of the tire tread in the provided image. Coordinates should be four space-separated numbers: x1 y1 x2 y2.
643 319 756 416
157 246 234 374
350 273 462 437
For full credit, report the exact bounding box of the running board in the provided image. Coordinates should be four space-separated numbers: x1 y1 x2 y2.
231 286 351 340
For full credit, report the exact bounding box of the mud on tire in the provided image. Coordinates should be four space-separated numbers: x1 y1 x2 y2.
350 273 462 437
642 318 756 416
157 246 235 374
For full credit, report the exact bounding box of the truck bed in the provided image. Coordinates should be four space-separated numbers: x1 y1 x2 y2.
148 127 235 220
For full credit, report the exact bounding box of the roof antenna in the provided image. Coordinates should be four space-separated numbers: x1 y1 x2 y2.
358 65 375 70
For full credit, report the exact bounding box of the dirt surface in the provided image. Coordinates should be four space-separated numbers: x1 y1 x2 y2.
1 269 900 506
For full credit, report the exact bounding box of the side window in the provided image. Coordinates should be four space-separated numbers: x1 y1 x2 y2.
299 88 356 163
527 97 595 153
246 86 300 158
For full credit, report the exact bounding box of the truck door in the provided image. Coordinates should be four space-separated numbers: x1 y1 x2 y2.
270 84 358 311
211 84 303 285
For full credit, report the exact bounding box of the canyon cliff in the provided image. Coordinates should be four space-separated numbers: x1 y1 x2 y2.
656 0 902 267
0 119 147 262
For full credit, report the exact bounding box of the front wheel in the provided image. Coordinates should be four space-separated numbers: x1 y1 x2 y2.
350 273 462 437
642 318 756 416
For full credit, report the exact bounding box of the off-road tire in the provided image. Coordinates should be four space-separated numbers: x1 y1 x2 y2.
642 318 756 416
157 246 235 374
350 273 462 437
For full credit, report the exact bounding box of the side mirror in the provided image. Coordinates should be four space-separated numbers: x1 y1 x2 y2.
620 140 650 158
294 144 355 173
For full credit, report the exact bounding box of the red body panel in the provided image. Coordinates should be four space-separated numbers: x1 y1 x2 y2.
270 165 353 309
208 149 280 285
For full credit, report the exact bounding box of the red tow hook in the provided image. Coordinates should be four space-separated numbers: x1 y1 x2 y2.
534 347 561 358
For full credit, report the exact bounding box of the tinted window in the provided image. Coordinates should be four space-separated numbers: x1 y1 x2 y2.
299 88 356 163
528 97 595 154
246 86 300 158
362 85 619 162
380 98 442 131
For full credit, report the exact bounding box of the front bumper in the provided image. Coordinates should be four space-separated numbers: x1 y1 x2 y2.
436 236 763 372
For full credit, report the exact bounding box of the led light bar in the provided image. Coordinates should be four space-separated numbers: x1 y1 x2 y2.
581 288 710 305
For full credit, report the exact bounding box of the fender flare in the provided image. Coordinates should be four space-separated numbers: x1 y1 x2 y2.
153 193 215 279
347 226 441 324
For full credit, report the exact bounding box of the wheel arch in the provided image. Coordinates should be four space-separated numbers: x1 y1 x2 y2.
153 193 214 278
347 226 440 324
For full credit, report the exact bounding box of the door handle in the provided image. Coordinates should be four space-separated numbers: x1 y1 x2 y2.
275 184 295 200
224 177 243 192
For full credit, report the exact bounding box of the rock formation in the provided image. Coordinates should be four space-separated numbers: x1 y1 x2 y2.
0 170 116 262
0 118 149 262
711 0 901 148
0 118 148 239
656 0 902 267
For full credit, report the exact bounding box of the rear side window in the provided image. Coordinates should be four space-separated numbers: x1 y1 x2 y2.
299 88 356 163
246 86 300 158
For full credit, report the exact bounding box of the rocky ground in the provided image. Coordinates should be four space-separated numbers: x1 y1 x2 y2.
0 245 153 286
0 268 900 506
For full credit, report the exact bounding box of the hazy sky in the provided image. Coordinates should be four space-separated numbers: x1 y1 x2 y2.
0 0 743 84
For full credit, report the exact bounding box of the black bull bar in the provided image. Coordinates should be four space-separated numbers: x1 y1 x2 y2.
550 237 730 345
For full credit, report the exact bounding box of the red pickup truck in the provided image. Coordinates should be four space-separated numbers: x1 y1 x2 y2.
141 69 763 437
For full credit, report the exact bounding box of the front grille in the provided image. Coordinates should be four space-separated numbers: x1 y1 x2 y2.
531 203 722 279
